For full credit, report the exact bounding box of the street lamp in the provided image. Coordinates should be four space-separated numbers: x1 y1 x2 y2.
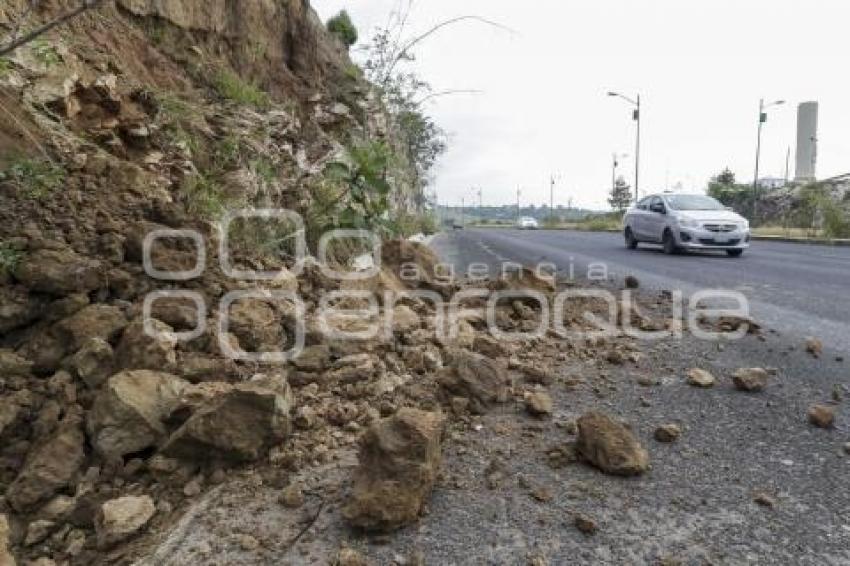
752 98 786 221
608 91 641 203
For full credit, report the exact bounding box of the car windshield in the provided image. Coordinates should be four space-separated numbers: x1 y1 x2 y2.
665 195 725 211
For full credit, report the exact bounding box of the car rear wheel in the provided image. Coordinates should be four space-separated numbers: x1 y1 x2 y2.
624 228 638 250
662 230 679 255
726 249 744 257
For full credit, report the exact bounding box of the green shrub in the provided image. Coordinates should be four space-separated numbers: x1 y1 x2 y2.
327 10 358 48
0 158 65 199
0 242 23 276
182 174 228 219
213 70 270 108
31 38 60 67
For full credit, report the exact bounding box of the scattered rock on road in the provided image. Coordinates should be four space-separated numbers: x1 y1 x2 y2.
334 546 370 566
95 495 156 548
576 412 649 476
439 350 509 414
344 409 445 531
624 275 640 289
753 492 777 508
654 424 681 443
687 368 715 388
808 404 836 429
732 368 770 392
805 337 823 358
574 513 598 535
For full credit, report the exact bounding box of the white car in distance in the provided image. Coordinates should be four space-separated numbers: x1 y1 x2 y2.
623 193 751 257
516 216 540 230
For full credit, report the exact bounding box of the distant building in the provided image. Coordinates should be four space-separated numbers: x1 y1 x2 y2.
794 101 819 182
758 177 786 190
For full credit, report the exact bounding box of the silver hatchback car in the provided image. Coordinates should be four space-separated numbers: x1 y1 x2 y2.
623 193 751 257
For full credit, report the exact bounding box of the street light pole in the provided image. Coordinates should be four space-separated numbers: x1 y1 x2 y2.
608 91 641 203
752 98 785 222
516 187 521 222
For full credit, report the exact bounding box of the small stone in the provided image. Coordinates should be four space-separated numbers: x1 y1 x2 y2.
753 492 776 507
279 483 305 508
530 485 553 503
525 391 553 417
732 368 769 392
805 337 823 358
95 495 156 548
238 534 260 551
624 275 640 289
654 424 681 443
183 477 203 497
576 412 649 476
574 514 598 535
808 404 836 429
334 546 370 566
25 519 55 546
842 442 850 455
686 368 715 388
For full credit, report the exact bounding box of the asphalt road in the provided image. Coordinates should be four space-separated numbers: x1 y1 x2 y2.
432 229 850 355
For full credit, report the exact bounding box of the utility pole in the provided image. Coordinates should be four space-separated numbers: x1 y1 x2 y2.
607 92 641 203
461 197 465 228
753 97 786 221
516 187 521 222
477 187 483 223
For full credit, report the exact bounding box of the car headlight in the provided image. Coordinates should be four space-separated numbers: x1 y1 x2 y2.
677 217 700 228
739 220 750 231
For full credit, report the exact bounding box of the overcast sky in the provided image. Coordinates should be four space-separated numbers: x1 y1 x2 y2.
313 0 849 210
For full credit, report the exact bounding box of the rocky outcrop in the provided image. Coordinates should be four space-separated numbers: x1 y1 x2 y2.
344 409 445 531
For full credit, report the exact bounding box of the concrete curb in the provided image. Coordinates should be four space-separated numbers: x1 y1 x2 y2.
465 225 850 246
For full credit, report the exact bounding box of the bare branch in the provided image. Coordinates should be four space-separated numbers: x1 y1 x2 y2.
415 89 484 106
381 15 516 85
0 0 107 58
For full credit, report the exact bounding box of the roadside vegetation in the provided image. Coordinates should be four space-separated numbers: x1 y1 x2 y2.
0 157 65 200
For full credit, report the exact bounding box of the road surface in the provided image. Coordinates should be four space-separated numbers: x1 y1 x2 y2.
432 228 850 354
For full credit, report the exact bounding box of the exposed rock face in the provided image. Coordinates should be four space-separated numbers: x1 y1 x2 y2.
69 338 115 389
732 368 769 392
95 495 155 548
115 0 349 96
161 378 292 462
438 350 510 414
6 409 86 512
344 409 445 531
14 248 103 295
87 370 187 459
576 412 649 476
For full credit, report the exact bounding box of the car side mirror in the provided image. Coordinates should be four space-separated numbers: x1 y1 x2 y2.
650 204 666 214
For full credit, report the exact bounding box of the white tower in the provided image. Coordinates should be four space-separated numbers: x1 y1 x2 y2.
794 101 819 182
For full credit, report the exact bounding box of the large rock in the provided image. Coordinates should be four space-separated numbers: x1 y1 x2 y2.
69 338 114 389
343 409 445 531
15 248 103 295
686 368 715 388
87 371 187 459
0 513 13 566
438 350 510 414
6 409 86 512
114 319 177 371
95 495 155 548
52 305 127 352
0 286 43 335
227 298 285 353
576 412 649 476
161 377 291 462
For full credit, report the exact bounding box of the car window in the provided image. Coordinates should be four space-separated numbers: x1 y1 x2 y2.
666 195 725 211
637 197 651 210
650 197 663 211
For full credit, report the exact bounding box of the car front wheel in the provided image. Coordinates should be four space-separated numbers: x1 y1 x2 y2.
624 228 638 250
662 230 679 255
